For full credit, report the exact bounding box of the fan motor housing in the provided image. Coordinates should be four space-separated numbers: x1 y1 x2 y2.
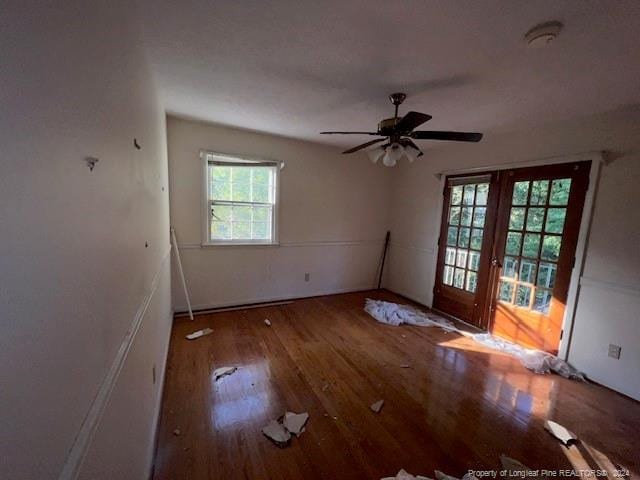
378 117 398 135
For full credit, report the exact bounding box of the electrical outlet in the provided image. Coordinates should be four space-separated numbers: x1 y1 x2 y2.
608 344 621 360
304 273 310 282
152 364 157 384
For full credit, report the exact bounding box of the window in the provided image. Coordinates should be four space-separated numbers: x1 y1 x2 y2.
202 151 279 245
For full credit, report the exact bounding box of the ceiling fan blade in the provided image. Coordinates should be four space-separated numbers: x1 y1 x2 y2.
320 131 380 135
342 138 386 154
394 111 432 133
411 131 483 142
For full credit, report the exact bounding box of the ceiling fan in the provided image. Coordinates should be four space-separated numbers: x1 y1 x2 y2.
321 93 483 166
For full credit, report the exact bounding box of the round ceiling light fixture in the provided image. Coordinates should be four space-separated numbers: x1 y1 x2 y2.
524 21 563 48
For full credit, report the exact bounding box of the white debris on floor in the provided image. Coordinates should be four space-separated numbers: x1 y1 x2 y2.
370 399 385 413
212 366 238 381
185 327 213 340
262 420 291 447
365 299 455 331
382 469 432 480
264 319 272 326
544 420 577 445
364 299 585 380
282 411 309 437
263 411 310 447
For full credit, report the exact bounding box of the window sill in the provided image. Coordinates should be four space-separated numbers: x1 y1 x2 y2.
201 241 280 248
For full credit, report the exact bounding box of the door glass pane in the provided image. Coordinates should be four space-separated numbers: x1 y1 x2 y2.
503 256 518 278
515 285 532 307
541 235 562 261
526 208 545 232
447 227 458 246
460 207 473 226
522 233 541 258
463 185 475 205
519 260 537 284
449 206 461 225
549 178 571 205
451 185 463 205
512 181 529 205
530 180 549 205
445 247 456 265
468 251 480 271
545 208 566 234
470 228 483 250
533 289 552 314
475 183 489 205
458 227 470 247
453 268 465 288
456 249 468 268
537 262 557 289
473 207 486 227
509 207 525 230
443 265 454 286
506 232 522 256
498 281 514 303
466 272 478 293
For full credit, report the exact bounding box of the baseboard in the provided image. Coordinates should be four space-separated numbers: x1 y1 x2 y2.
58 248 172 480
174 284 378 315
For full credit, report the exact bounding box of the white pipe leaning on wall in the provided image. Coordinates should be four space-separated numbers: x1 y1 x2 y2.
171 227 194 320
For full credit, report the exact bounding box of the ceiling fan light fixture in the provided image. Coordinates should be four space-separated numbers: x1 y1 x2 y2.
404 145 420 163
367 145 385 164
383 143 404 167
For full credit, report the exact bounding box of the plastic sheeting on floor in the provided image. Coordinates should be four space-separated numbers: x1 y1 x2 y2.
364 298 584 380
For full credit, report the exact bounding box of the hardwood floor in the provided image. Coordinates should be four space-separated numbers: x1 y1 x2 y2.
152 290 639 480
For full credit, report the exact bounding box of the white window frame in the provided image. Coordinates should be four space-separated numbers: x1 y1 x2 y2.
201 150 280 246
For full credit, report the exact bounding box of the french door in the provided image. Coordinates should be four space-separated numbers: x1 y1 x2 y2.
433 161 590 353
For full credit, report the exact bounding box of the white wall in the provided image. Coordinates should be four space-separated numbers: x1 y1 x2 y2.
167 116 391 310
386 106 640 400
0 2 172 479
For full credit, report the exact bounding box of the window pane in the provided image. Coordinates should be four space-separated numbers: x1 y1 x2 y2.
453 268 465 289
545 208 566 234
451 185 463 205
509 207 525 230
498 281 514 303
505 231 522 256
231 182 251 202
232 221 252 239
232 205 252 222
443 266 454 286
533 289 552 314
503 256 518 278
472 207 486 227
519 259 537 284
526 207 545 232
449 206 461 225
447 227 458 246
522 233 541 258
252 168 270 184
456 249 468 268
252 222 269 239
463 184 475 205
466 271 478 293
475 183 489 205
470 228 483 250
550 178 571 205
512 181 529 206
468 251 480 271
211 221 231 240
211 166 231 182
253 205 270 222
515 285 532 307
541 235 562 261
252 183 270 203
529 180 549 205
232 167 251 184
445 247 456 265
211 181 232 201
537 262 557 289
460 207 473 227
458 227 470 247
212 205 231 221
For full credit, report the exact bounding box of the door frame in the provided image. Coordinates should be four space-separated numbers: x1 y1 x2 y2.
431 151 604 360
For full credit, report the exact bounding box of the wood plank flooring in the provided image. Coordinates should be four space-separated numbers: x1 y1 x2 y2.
152 290 639 480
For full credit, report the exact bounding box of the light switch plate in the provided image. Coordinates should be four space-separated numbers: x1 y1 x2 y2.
608 344 621 359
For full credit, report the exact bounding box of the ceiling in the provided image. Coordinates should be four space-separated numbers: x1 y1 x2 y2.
139 0 640 148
